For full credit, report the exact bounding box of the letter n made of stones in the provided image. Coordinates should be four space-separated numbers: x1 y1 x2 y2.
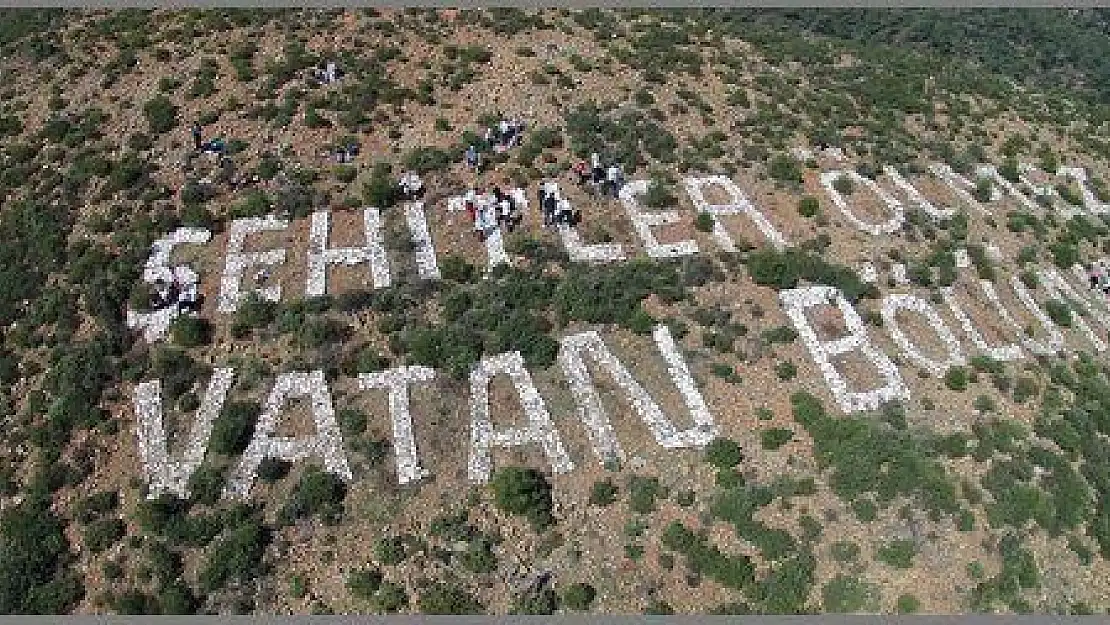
780 286 909 413
558 325 718 465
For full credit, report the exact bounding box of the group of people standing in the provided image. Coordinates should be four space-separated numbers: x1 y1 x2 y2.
572 152 625 198
463 186 522 240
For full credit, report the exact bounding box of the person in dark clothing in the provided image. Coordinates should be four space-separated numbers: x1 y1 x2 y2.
192 124 202 151
542 193 557 227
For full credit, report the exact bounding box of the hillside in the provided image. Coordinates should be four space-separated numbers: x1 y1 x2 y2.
2 8 1110 615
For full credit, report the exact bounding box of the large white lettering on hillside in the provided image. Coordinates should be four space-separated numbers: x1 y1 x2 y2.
683 175 788 250
620 179 699 258
781 286 909 413
306 207 391 296
467 351 574 484
224 370 351 499
217 215 290 313
558 325 717 464
133 367 235 498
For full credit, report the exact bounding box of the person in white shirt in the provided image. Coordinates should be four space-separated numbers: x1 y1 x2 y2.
606 164 623 197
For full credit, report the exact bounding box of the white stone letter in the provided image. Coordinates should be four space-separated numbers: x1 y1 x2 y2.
358 366 437 485
306 208 391 297
224 370 352 499
558 326 718 464
883 165 956 221
620 179 699 258
819 170 905 236
404 201 441 279
683 175 788 250
133 367 235 498
780 286 909 413
126 227 212 342
881 293 965 377
467 351 573 483
217 215 289 313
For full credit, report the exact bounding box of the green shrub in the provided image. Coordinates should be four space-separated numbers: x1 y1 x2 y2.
895 594 921 614
706 437 744 469
589 479 618 507
198 518 268 593
695 212 714 232
832 174 855 195
1044 299 1072 328
258 458 291 483
511 585 558 615
418 582 484 614
278 467 348 525
373 535 408 566
875 539 917 569
822 575 879 613
346 567 383 600
944 366 969 391
798 195 820 217
830 541 860 563
769 154 803 185
562 582 596 611
143 95 178 134
775 361 798 381
373 582 409 612
490 466 555 530
761 428 794 451
82 517 125 553
210 401 260 455
628 475 664 514
169 315 212 347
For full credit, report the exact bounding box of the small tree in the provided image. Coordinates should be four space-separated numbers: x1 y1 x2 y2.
562 583 597 611
143 95 179 134
489 466 555 530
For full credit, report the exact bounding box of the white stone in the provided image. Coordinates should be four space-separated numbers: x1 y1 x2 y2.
682 175 788 250
224 370 352 499
891 263 909 286
217 215 290 313
779 286 909 413
881 293 966 377
1058 166 1110 216
620 179 699 258
819 170 905 236
306 207 391 297
467 351 574 484
954 248 971 269
977 164 1039 211
859 262 878 284
969 278 1060 356
404 201 441 280
557 325 718 464
133 368 235 499
359 366 437 485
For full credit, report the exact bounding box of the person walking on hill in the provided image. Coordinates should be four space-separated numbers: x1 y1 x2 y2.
191 123 202 151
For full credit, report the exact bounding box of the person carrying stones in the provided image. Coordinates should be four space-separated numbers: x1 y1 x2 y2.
591 152 605 186
465 145 481 172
